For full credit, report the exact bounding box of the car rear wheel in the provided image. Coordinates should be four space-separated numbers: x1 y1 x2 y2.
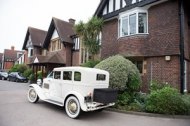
65 96 81 119
28 87 39 103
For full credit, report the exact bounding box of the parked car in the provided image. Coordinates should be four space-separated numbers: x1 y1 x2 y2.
27 67 118 119
0 72 8 80
7 72 28 83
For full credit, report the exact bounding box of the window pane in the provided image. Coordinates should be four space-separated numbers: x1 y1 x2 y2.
63 71 72 80
54 71 61 79
122 16 128 36
31 49 33 56
74 72 81 81
129 14 136 35
96 74 106 81
138 13 147 33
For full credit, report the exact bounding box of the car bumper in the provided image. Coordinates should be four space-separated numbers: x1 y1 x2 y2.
84 102 115 111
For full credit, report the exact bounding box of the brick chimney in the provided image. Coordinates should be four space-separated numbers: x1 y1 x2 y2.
11 46 14 51
69 18 75 25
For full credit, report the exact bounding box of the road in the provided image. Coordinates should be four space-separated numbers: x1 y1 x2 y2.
0 80 189 126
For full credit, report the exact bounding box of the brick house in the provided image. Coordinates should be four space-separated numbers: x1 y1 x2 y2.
2 46 24 71
22 17 83 78
43 17 80 68
94 0 190 93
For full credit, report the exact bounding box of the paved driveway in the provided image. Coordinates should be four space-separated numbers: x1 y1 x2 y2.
0 80 189 126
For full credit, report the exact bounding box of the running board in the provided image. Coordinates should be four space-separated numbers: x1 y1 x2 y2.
44 99 64 107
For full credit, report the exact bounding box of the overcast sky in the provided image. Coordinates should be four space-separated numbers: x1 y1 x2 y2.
0 0 100 53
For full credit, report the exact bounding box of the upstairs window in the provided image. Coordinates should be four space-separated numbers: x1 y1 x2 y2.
119 8 148 37
28 47 33 57
49 39 62 52
73 37 80 50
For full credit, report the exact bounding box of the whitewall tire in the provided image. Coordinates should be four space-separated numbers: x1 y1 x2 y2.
28 87 39 103
65 96 81 119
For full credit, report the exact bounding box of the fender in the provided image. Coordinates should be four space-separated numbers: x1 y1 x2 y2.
29 84 46 100
64 91 87 111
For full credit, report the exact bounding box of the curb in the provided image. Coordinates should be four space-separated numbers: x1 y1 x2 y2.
105 108 190 119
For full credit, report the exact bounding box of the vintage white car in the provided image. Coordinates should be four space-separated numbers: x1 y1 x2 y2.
27 67 117 118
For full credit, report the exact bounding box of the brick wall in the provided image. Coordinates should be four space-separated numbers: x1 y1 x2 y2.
72 51 80 66
101 19 119 58
142 56 180 92
146 0 180 56
4 61 14 70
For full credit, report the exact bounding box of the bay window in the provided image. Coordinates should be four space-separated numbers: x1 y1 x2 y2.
119 8 148 37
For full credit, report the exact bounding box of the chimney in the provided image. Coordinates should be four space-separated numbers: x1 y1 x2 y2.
11 46 14 51
69 18 75 25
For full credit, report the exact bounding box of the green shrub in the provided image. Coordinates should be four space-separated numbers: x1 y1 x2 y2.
29 74 35 82
150 80 169 91
81 60 101 68
182 95 190 115
95 55 141 91
37 71 42 79
23 68 32 79
10 64 28 73
145 87 188 115
116 92 132 106
114 92 146 112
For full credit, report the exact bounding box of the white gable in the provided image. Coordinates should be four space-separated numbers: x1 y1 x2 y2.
51 29 59 40
34 57 39 63
26 35 33 48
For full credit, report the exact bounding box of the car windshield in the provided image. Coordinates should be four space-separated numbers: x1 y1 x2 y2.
47 71 53 78
18 73 24 77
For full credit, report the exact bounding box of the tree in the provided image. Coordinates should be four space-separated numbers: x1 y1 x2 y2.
75 16 103 60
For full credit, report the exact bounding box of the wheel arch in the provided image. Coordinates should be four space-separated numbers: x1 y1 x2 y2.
28 84 46 100
64 91 87 111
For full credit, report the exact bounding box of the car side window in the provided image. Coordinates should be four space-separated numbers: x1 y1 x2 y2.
63 71 72 80
96 74 106 81
54 71 61 79
74 72 81 81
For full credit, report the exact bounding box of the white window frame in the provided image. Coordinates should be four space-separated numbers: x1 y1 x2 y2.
73 37 80 50
119 7 148 38
28 47 34 57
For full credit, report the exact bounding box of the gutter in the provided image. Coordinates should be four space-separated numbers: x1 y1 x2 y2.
179 0 185 94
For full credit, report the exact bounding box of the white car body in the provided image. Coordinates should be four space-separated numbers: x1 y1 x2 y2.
28 67 116 118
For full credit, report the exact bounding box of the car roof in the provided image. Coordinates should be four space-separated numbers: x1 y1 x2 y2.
53 67 108 74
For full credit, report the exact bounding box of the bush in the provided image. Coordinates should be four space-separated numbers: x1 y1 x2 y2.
150 80 169 91
9 64 28 73
81 60 101 68
29 74 35 82
23 68 32 79
145 87 188 115
37 71 42 79
95 55 141 91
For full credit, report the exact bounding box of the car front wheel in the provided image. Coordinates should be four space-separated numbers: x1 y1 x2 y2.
65 96 81 119
28 87 39 103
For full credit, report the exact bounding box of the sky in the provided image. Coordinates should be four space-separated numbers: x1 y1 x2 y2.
0 0 100 53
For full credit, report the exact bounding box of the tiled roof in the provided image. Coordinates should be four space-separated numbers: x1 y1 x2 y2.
22 27 47 50
53 17 75 43
4 49 24 61
31 52 65 65
43 17 75 48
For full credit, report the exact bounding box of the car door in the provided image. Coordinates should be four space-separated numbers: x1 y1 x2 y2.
49 71 62 101
62 71 73 99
